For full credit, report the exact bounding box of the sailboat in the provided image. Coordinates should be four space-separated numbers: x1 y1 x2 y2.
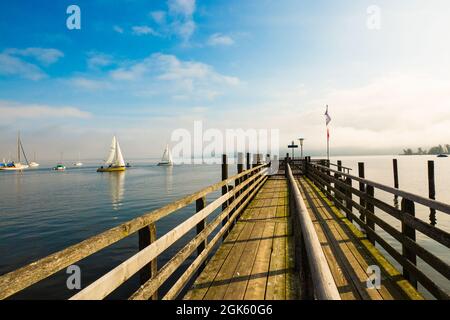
97 136 126 172
29 152 40 168
157 144 173 166
74 152 83 167
0 132 30 171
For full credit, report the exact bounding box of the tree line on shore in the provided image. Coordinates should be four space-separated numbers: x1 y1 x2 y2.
402 144 450 155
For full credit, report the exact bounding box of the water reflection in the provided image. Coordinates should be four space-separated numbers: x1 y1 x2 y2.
164 166 173 192
108 172 125 211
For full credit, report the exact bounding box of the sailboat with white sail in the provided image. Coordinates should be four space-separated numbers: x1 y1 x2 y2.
97 136 126 172
74 152 83 167
157 144 173 166
29 152 40 168
0 132 30 171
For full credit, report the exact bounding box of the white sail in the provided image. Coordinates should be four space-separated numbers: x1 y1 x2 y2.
114 138 126 167
159 145 173 165
105 136 117 165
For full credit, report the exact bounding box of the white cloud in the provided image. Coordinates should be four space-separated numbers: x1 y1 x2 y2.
107 53 239 100
87 52 114 69
0 101 91 121
132 25 159 36
168 0 196 16
0 53 46 80
206 73 450 154
70 77 111 91
4 48 64 65
207 33 235 46
113 25 124 34
150 11 166 24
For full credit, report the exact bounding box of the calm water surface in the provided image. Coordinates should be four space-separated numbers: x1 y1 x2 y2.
0 155 449 299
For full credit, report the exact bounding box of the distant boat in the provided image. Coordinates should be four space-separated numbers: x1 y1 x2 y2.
0 132 30 171
74 152 83 167
97 136 126 172
53 164 66 171
53 152 66 171
157 144 173 166
29 152 40 168
437 154 448 158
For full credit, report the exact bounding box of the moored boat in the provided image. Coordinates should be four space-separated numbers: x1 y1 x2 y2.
29 152 39 168
53 164 66 171
74 152 83 166
97 136 126 172
157 144 173 166
0 132 30 171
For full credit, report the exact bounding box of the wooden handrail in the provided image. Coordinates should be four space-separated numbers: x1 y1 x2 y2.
286 163 341 300
70 168 268 299
0 163 269 300
308 167 450 247
131 174 268 300
304 163 450 299
309 163 450 215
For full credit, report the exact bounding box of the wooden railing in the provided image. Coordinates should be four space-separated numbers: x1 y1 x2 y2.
0 160 271 300
286 163 341 300
299 159 450 300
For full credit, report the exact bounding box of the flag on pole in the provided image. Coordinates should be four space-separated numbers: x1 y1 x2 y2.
325 105 331 126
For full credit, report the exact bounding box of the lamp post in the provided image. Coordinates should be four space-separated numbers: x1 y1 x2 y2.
298 138 305 158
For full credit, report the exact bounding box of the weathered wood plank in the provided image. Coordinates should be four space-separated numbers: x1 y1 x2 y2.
265 222 287 300
303 176 424 300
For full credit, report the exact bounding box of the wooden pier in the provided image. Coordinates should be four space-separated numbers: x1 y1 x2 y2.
0 154 449 300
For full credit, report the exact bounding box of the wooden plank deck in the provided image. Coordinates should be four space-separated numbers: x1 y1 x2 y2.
296 176 423 300
184 173 423 300
184 177 299 300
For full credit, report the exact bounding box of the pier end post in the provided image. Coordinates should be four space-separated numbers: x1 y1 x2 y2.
358 162 366 222
401 198 418 288
138 223 158 299
428 160 436 226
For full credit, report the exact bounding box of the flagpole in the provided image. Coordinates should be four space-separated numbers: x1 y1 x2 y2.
327 127 330 161
325 105 331 162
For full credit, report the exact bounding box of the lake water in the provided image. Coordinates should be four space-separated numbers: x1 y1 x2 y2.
0 155 448 299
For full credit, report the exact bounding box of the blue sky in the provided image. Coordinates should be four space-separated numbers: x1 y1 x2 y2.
1 0 450 160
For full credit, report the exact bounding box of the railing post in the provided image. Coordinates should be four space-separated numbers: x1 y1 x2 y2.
401 198 417 288
334 160 343 205
393 159 399 189
366 185 375 244
236 153 244 212
246 152 251 170
285 153 289 177
138 223 158 299
428 160 436 226
196 197 207 273
345 176 352 221
303 157 308 176
358 162 366 222
222 154 229 239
